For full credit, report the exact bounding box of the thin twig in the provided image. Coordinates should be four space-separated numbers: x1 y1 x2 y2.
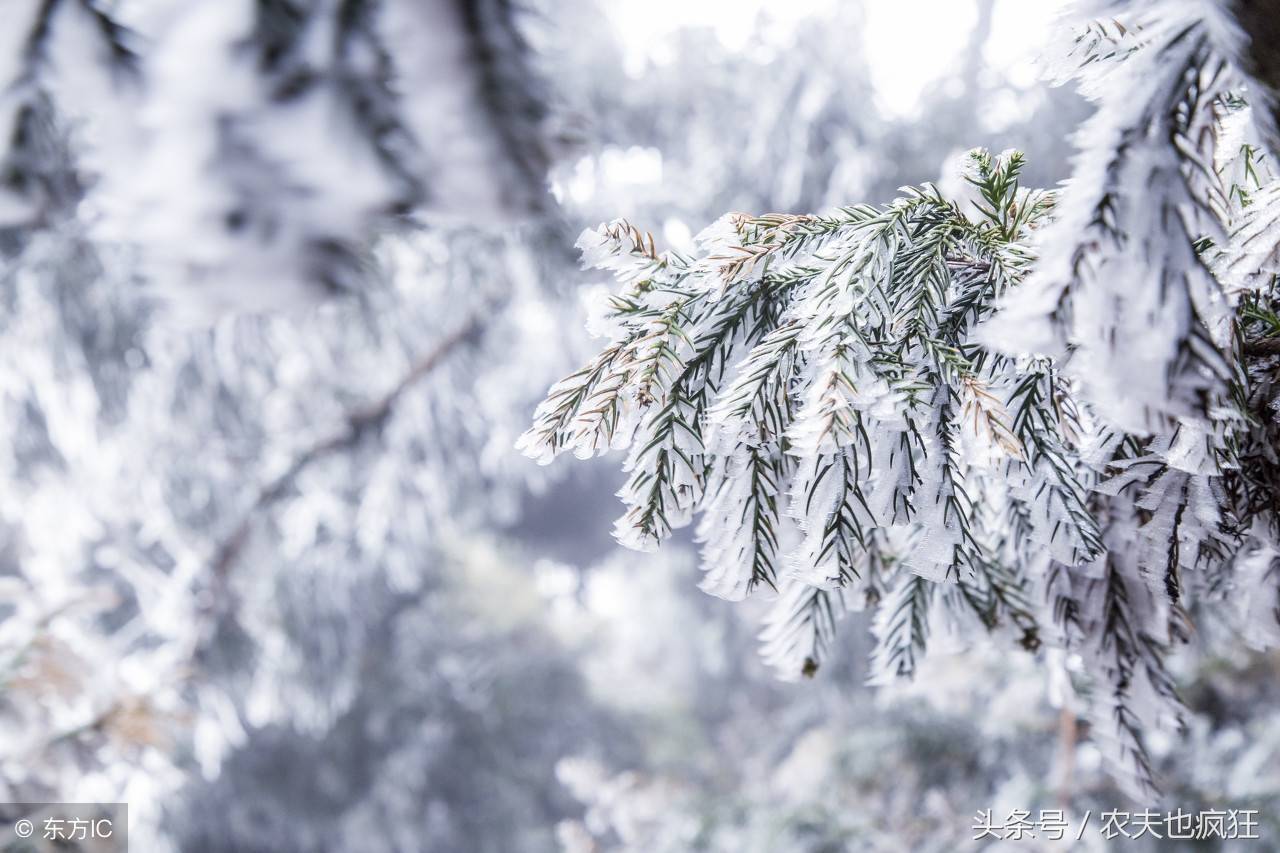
206 313 485 597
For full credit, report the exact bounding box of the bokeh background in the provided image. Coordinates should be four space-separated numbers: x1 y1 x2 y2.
1 1 1277 850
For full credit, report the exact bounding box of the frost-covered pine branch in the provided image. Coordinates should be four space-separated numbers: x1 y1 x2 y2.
522 150 1086 673
5 0 557 315
524 122 1280 797
0 0 136 230
520 0 1280 799
983 0 1280 434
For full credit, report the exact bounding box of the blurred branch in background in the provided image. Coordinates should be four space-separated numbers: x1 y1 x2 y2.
206 309 488 599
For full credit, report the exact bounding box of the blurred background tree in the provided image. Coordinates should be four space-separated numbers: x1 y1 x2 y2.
0 1 1277 851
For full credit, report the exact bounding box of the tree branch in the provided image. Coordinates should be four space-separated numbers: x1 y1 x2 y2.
206 313 485 595
1244 337 1280 357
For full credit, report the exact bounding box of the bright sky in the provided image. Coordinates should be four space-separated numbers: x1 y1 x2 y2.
604 0 836 64
559 0 1074 214
606 0 1071 117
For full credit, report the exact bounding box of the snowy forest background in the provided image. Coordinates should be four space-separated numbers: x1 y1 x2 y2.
2 0 1280 850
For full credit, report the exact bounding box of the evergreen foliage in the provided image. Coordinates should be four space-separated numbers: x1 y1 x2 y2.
524 0 1280 794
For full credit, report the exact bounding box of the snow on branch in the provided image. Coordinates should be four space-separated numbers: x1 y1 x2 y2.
523 151 1092 670
984 0 1280 436
6 0 557 316
0 0 137 229
523 124 1280 795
